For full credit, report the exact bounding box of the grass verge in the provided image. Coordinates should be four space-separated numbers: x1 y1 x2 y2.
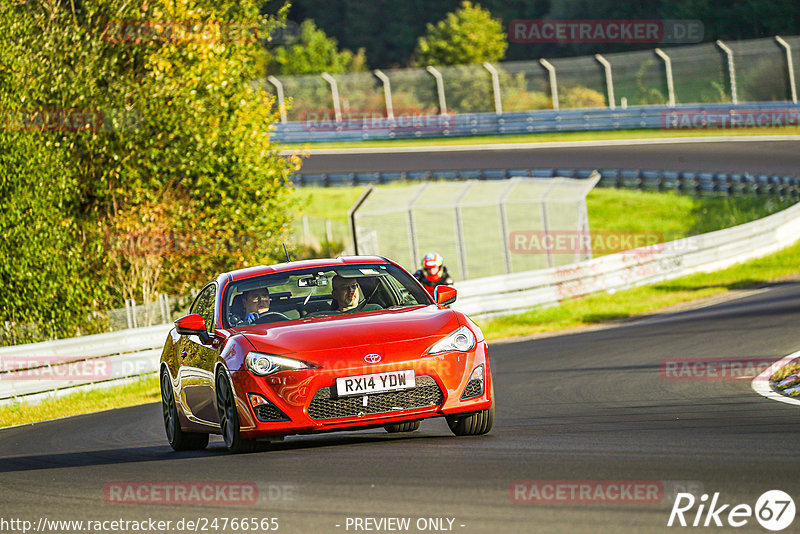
477 238 800 341
281 127 800 151
0 374 159 428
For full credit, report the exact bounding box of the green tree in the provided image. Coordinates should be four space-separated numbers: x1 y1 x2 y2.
413 1 508 66
0 0 300 341
0 132 94 342
266 19 367 75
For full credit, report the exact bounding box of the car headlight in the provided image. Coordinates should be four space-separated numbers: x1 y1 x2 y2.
245 352 316 376
427 326 476 354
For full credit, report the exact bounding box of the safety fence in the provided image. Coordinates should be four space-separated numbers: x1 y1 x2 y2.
350 175 599 280
266 35 800 142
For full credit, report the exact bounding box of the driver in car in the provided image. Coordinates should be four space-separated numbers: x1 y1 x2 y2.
331 276 360 311
244 287 270 323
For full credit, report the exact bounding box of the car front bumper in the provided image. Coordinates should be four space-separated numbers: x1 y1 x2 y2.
231 341 493 438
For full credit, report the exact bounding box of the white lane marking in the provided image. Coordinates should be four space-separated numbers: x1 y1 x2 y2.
279 134 800 156
751 349 800 406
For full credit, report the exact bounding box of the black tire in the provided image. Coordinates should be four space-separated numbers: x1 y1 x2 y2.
384 420 421 433
445 404 494 436
161 369 209 451
215 370 263 454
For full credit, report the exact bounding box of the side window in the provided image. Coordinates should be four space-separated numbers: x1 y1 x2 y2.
191 284 217 332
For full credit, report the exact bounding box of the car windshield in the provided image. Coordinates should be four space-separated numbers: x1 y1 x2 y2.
223 263 432 328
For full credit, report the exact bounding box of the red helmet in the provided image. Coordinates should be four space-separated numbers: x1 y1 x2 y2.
422 252 443 270
422 252 444 282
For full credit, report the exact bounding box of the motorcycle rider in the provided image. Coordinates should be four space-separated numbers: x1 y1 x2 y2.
414 252 453 297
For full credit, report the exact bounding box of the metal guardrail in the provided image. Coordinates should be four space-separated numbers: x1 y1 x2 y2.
275 102 800 144
453 199 800 318
0 324 171 405
294 165 800 197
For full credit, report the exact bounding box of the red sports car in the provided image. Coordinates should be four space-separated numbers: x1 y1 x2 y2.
160 256 494 453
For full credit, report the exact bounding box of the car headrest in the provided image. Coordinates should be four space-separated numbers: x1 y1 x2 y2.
230 293 245 317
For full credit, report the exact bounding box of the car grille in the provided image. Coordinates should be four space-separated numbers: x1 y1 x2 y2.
308 375 443 420
460 378 484 400
255 403 291 422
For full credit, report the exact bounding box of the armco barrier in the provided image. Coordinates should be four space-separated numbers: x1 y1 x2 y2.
274 102 800 144
293 166 800 197
0 324 171 405
453 199 800 318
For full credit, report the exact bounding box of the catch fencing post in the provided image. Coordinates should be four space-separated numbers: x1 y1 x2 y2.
498 180 517 274
775 36 797 103
483 62 503 115
654 48 676 107
454 183 475 280
125 299 138 329
302 215 311 246
158 294 170 324
326 219 334 244
539 59 559 110
539 180 559 269
407 184 429 269
426 66 448 115
321 72 343 122
348 186 374 255
374 70 395 120
266 76 288 123
716 40 738 104
595 54 616 110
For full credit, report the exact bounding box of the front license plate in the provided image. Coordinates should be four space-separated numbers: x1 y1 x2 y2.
336 370 416 397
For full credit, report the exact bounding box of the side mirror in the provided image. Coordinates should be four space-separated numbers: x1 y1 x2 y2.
175 314 209 342
434 286 457 306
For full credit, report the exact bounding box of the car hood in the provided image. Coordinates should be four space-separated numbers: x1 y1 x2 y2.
240 305 460 356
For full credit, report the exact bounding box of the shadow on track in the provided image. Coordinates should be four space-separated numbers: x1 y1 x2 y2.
0 431 449 474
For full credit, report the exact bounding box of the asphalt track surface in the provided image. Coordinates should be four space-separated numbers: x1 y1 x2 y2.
2 139 799 533
298 139 800 176
1 282 800 533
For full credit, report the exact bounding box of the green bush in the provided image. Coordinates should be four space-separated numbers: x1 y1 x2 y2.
561 86 607 108
0 0 299 342
266 19 367 76
413 1 507 67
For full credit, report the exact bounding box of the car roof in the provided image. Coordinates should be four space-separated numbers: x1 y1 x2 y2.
223 256 391 283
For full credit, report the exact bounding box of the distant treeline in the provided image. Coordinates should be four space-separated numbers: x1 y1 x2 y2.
264 0 800 68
